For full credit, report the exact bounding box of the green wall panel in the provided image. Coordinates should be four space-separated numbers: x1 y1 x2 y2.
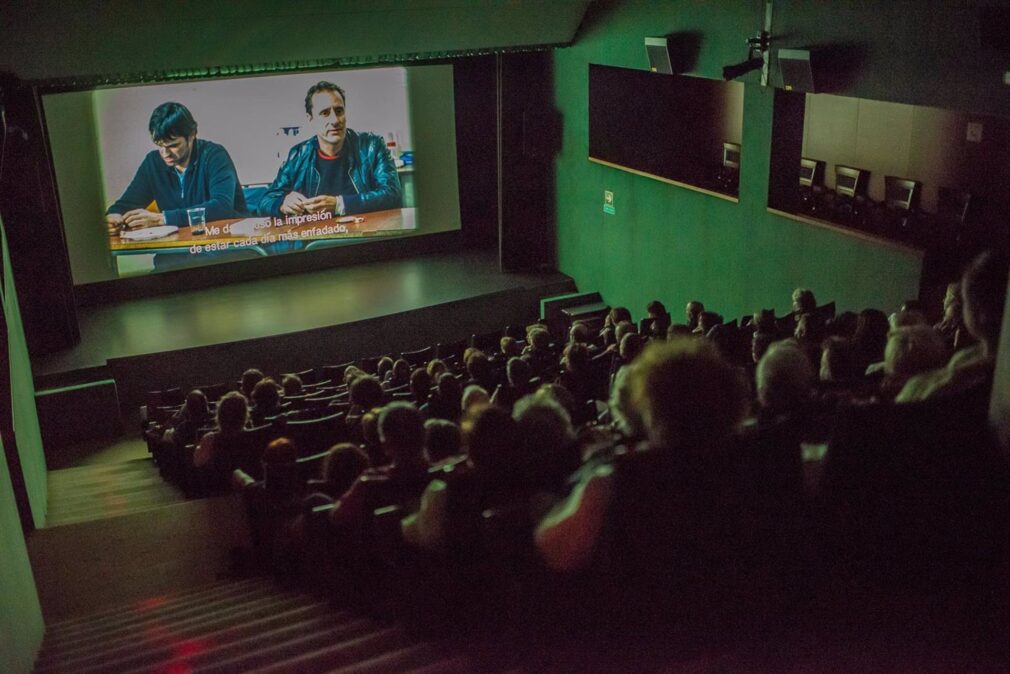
0 215 45 672
553 0 923 322
1 215 48 527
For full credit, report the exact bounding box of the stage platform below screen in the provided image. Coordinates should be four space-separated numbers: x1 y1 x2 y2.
31 250 576 440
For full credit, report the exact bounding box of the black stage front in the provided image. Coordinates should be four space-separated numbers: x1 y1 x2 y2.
33 250 575 412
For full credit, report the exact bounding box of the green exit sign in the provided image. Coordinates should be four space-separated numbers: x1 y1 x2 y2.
603 190 615 215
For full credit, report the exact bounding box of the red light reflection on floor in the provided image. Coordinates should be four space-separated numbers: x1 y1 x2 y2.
136 595 170 611
156 638 212 674
174 638 209 658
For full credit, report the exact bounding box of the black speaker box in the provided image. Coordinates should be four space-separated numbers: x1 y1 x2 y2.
979 8 1010 53
645 37 673 74
778 49 816 92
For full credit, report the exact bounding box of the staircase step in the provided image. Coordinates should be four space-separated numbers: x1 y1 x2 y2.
48 471 166 491
47 605 365 674
326 643 464 674
42 578 266 642
40 584 302 656
36 592 320 670
403 655 478 674
127 616 376 674
197 623 405 674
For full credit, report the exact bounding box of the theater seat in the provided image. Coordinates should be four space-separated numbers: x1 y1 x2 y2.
283 412 346 455
400 346 434 366
321 362 355 383
469 331 500 352
817 382 1004 606
296 450 330 481
436 339 467 364
191 382 230 402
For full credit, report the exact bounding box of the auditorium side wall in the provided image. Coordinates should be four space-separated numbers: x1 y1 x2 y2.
552 0 1009 320
0 218 45 674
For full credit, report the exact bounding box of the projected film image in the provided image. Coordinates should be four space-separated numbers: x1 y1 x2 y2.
43 66 460 282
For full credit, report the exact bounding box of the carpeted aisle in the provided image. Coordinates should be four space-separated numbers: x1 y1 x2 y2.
32 578 471 673
45 458 185 527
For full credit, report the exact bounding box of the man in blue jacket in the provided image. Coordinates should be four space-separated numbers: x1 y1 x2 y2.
104 102 246 235
258 81 402 218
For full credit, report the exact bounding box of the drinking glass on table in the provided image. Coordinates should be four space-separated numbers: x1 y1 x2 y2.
187 207 207 235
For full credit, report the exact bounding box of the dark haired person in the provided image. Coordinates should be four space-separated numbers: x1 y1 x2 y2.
240 368 264 398
105 102 246 234
258 81 402 217
249 378 284 425
193 391 249 470
643 300 671 338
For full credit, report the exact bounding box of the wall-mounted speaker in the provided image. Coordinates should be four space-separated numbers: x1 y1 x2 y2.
979 8 1010 53
778 49 816 92
645 37 673 74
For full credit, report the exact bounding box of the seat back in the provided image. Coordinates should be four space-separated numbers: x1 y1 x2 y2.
192 382 231 402
436 339 468 364
283 368 319 385
283 412 346 455
819 382 1003 592
358 356 381 375
320 362 356 384
296 450 330 481
469 331 500 352
147 387 185 409
400 346 434 366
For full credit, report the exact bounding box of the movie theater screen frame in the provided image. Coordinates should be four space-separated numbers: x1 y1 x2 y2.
42 65 461 285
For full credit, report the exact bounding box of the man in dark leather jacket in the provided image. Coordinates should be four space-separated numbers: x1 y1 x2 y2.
258 81 402 217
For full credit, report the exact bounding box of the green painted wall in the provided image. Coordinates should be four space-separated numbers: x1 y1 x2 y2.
0 215 45 672
0 433 44 673
551 0 992 320
1 215 48 528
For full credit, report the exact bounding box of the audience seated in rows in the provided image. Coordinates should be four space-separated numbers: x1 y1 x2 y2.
136 248 1005 652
